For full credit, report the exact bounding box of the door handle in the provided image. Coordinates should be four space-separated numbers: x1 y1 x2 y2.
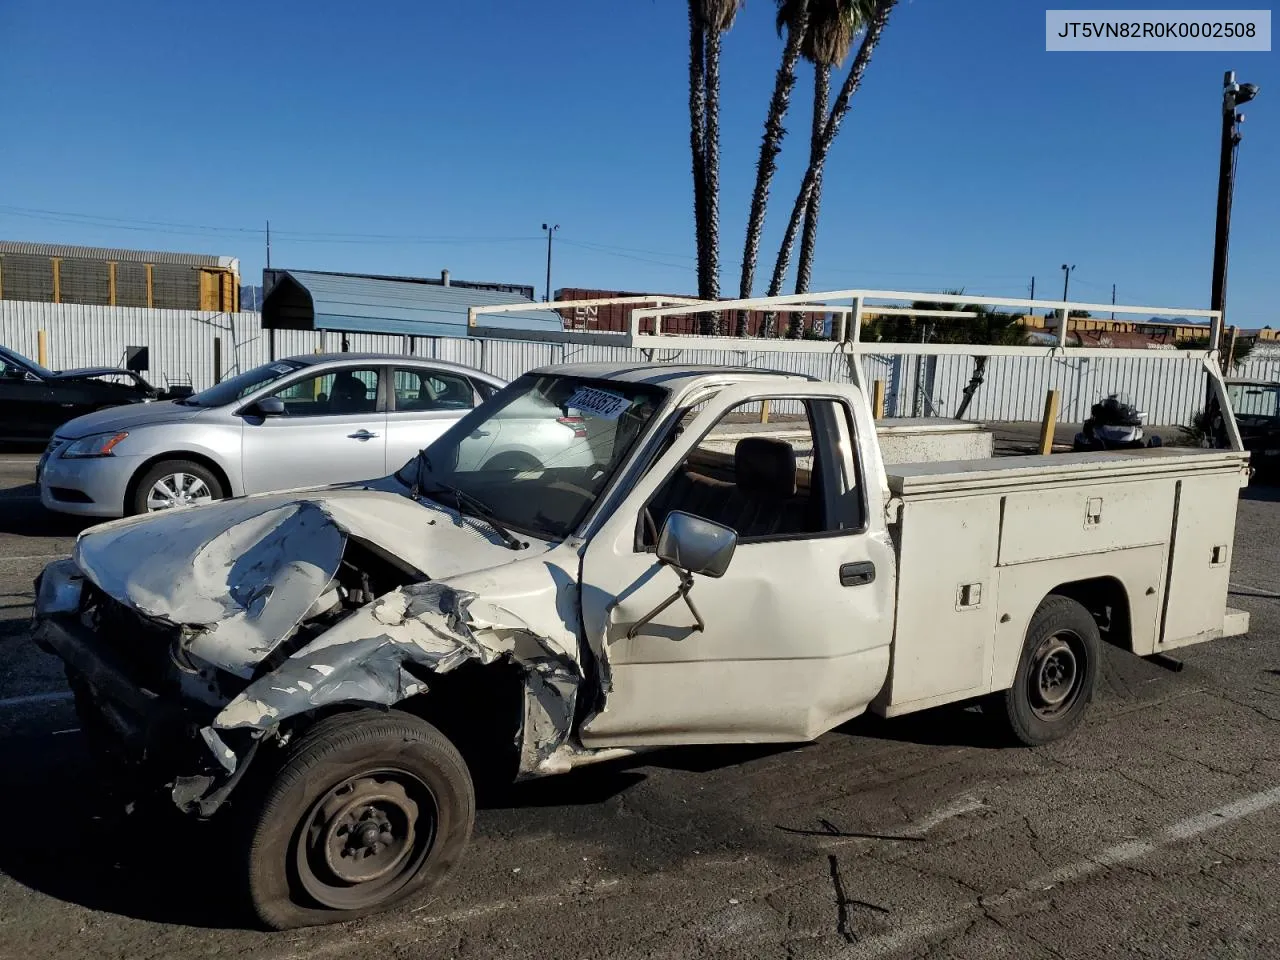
839 561 876 587
470 429 490 438
348 430 379 441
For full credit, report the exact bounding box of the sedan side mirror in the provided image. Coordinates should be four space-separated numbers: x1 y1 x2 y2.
252 396 286 417
627 510 738 640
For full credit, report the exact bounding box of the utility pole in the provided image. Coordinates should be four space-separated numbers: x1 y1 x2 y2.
541 223 559 302
1111 283 1116 321
1029 276 1036 318
265 220 272 269
1210 70 1259 350
1060 263 1076 333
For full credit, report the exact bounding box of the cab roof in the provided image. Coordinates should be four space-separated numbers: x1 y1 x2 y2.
526 361 819 390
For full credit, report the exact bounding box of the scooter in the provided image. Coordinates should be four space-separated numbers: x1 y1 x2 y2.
1072 395 1163 452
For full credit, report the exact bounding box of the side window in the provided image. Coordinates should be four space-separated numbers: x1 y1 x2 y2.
272 368 380 417
640 398 863 546
393 368 477 412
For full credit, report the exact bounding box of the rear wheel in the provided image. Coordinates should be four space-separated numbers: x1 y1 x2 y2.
998 594 1100 746
240 710 474 930
129 459 223 515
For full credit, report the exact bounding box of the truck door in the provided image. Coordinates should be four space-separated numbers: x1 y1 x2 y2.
578 382 896 747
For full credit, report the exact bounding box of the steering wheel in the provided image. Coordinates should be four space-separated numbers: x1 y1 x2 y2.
547 480 596 501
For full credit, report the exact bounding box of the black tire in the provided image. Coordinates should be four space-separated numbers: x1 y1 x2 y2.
240 710 474 931
128 459 224 515
480 451 541 473
998 594 1100 746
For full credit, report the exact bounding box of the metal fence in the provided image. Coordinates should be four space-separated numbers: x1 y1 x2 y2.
5 300 1279 426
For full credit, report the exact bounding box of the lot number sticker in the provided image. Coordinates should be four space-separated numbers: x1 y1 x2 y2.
566 386 630 421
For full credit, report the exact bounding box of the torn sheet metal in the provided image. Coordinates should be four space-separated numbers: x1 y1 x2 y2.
74 498 346 679
211 582 581 776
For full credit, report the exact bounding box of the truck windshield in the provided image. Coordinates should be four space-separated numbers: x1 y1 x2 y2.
1226 383 1280 423
396 373 667 541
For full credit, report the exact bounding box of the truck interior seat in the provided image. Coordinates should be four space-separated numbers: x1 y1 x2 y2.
649 437 817 542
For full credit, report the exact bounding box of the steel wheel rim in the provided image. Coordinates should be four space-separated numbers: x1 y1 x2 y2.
146 472 213 511
1029 632 1083 720
295 768 438 911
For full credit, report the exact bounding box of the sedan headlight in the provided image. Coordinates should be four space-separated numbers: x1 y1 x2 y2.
60 431 130 459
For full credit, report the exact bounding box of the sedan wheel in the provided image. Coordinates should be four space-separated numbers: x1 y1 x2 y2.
129 459 225 516
147 471 214 511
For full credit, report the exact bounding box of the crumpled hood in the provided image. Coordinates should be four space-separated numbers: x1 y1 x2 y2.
55 399 204 439
72 481 545 678
49 365 148 382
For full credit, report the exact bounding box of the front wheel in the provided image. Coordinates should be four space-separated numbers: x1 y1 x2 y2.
130 459 224 515
997 594 1100 746
240 710 475 930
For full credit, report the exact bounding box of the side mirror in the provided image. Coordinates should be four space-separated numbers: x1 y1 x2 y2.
627 511 738 640
252 396 286 417
656 510 737 578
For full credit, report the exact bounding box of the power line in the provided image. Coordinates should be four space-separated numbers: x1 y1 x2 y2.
0 204 543 246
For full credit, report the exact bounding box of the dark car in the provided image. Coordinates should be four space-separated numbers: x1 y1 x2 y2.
0 345 184 443
1225 378 1280 481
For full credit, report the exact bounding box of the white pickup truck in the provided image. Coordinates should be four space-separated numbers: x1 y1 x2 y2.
33 360 1250 929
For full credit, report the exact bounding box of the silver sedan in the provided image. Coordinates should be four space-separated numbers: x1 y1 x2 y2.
38 353 512 518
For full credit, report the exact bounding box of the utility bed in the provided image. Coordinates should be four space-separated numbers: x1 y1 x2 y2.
877 447 1251 717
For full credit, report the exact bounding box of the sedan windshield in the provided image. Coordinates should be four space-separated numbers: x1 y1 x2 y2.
0 345 49 378
181 360 308 407
397 373 667 541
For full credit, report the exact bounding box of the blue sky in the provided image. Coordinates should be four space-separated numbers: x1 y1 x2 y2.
0 1 1274 323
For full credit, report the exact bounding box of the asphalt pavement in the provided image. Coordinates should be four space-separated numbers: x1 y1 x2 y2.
0 450 1278 960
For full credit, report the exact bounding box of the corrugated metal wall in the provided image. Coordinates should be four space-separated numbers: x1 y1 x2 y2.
4 300 1279 425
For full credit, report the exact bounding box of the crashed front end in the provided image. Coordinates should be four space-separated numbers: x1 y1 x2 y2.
33 494 585 818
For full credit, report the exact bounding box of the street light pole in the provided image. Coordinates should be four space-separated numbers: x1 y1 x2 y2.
1210 70 1259 351
541 223 560 302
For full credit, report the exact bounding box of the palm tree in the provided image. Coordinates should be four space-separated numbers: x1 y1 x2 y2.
734 0 812 337
788 0 878 338
688 2 709 301
689 0 744 333
763 0 897 331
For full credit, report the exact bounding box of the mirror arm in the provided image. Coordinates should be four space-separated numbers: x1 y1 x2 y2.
626 567 703 640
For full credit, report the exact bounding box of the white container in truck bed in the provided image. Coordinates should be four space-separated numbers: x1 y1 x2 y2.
875 448 1251 717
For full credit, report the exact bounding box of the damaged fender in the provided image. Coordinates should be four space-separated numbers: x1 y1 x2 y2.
74 498 346 678
211 581 582 778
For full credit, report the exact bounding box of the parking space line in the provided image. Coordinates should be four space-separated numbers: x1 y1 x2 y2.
1230 581 1280 600
832 783 1280 959
0 691 73 708
0 554 69 562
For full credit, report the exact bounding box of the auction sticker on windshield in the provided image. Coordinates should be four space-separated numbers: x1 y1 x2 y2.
566 386 631 420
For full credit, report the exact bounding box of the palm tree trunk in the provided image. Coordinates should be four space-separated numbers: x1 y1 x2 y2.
702 26 725 334
788 63 830 338
766 0 896 308
954 355 987 419
688 2 709 303
736 10 808 337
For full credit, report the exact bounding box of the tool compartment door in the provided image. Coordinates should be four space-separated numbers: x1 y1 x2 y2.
882 494 1000 710
1161 472 1241 649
